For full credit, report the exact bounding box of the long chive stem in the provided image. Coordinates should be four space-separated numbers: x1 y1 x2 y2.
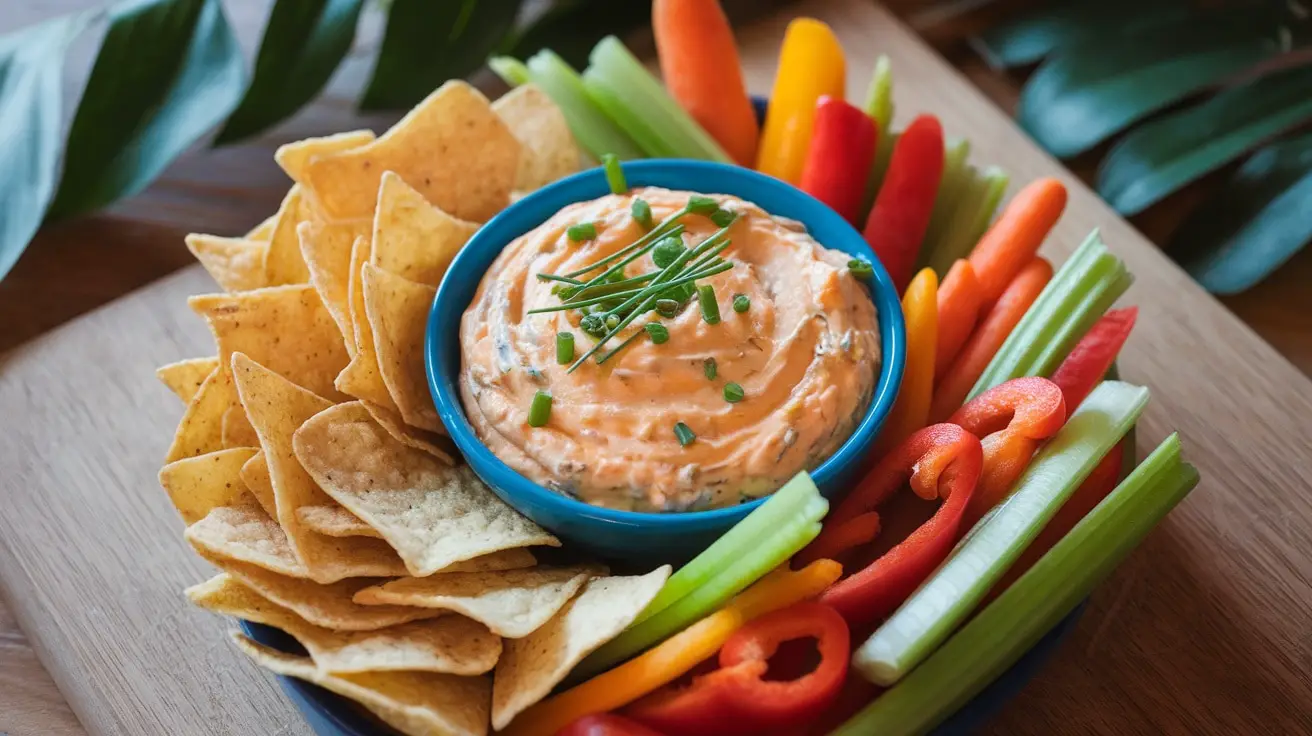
537 273 586 285
568 293 660 372
562 223 687 300
599 232 731 320
527 261 732 315
562 206 691 278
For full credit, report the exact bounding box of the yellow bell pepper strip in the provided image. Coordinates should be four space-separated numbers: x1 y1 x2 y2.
872 268 937 456
498 560 843 736
756 18 845 184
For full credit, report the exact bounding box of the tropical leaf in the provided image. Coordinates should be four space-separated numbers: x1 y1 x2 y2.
505 0 652 69
360 0 524 110
214 0 364 144
1017 8 1296 159
1171 132 1312 294
0 12 93 281
972 0 1193 70
1097 63 1312 215
47 0 245 219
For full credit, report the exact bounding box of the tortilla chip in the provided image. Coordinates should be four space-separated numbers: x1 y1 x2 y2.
239 451 278 518
362 400 455 465
294 402 558 577
221 404 260 449
190 575 501 675
298 505 381 539
493 84 582 193
185 505 310 579
264 185 317 286
300 219 367 355
491 567 671 729
275 130 376 184
157 357 219 403
231 353 406 583
371 171 478 287
165 367 238 462
362 264 440 432
336 238 399 410
231 633 490 736
246 214 277 241
159 448 259 525
355 566 597 638
304 81 519 223
185 235 269 292
190 284 349 401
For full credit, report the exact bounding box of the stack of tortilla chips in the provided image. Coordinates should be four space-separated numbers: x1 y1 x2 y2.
158 80 671 736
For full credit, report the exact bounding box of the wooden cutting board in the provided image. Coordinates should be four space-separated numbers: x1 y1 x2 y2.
2 1 1310 734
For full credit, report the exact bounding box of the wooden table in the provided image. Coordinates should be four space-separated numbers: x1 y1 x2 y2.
2 1 1311 735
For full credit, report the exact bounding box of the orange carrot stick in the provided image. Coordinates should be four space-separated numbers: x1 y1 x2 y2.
966 177 1067 304
934 259 984 381
653 0 760 166
930 257 1053 422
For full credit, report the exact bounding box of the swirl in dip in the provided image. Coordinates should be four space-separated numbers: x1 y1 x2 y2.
459 188 880 512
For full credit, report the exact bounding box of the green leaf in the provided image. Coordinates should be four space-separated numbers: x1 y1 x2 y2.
506 0 651 69
972 0 1192 70
1097 63 1312 216
47 0 245 220
360 0 523 110
1170 132 1312 294
214 0 364 143
0 12 92 281
1017 10 1293 159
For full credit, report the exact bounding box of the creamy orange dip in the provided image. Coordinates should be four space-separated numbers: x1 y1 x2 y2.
459 188 880 512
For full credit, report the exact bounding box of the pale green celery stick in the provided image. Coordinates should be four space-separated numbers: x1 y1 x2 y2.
860 56 896 219
927 167 1011 278
965 166 1010 248
923 164 983 275
585 36 732 162
525 50 644 161
852 380 1150 686
836 435 1198 735
581 75 680 158
488 56 530 87
916 137 972 273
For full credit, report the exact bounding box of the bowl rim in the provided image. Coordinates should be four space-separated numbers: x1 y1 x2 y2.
426 159 906 526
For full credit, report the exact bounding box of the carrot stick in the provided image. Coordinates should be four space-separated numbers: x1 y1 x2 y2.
934 259 984 381
930 257 1053 422
653 0 760 166
966 177 1067 304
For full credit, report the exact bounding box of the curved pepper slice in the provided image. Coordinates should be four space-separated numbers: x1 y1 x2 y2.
949 376 1065 527
800 424 983 629
558 714 668 736
625 602 850 735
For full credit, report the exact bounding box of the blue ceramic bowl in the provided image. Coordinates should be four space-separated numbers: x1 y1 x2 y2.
426 159 906 562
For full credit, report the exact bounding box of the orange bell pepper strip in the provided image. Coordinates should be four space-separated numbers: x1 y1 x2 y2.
756 18 845 184
498 560 842 736
872 267 937 456
934 259 984 380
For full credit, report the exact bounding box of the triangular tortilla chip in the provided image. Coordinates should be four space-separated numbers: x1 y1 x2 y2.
294 402 558 577
231 353 406 582
275 130 376 184
300 219 367 355
238 451 278 518
221 404 259 449
371 171 479 287
362 263 440 432
362 400 455 465
354 567 596 638
231 634 490 736
493 84 582 193
165 367 239 462
159 448 259 525
185 235 269 292
491 567 671 729
185 505 310 578
190 284 349 401
298 505 380 539
264 185 316 286
157 357 219 404
336 238 399 410
190 575 501 675
245 214 277 241
303 80 519 223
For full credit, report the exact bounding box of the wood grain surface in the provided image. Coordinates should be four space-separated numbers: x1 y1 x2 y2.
1 1 1311 735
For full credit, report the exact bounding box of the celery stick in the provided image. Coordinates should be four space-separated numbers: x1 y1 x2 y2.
923 165 983 275
488 56 530 87
525 50 644 161
969 231 1132 399
926 167 1011 278
852 381 1150 686
581 76 680 159
585 37 732 163
917 137 972 273
966 166 1009 246
860 56 896 218
835 435 1198 735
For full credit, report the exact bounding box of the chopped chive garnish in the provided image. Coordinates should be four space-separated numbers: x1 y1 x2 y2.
652 236 687 269
732 294 750 313
674 422 696 446
603 154 627 194
723 382 745 403
581 314 607 336
632 198 653 229
848 257 874 280
698 284 721 325
704 357 717 380
656 298 680 317
710 208 736 228
646 323 670 344
688 195 718 215
538 273 585 285
606 268 626 283
605 314 620 330
568 222 597 242
556 332 575 364
528 390 552 427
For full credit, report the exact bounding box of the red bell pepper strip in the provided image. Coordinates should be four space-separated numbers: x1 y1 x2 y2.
949 377 1066 528
557 714 668 736
862 114 944 292
1049 307 1139 417
799 97 878 225
799 424 983 628
625 603 849 736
